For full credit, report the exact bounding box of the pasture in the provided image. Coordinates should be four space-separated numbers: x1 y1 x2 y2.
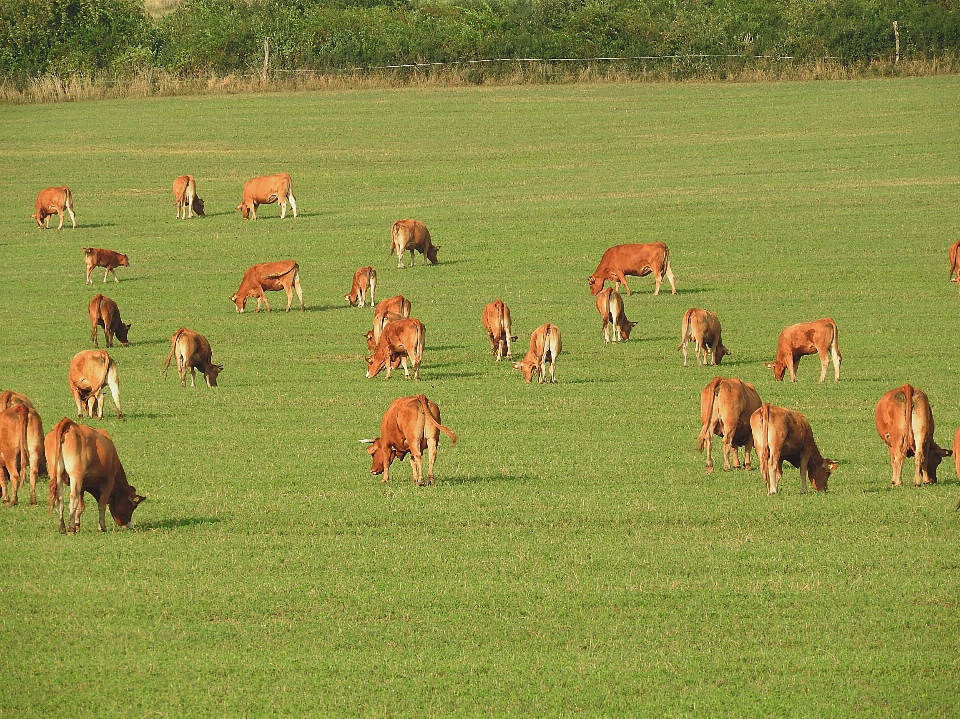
1 76 959 716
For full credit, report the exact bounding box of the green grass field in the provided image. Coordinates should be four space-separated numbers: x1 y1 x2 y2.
1 76 959 717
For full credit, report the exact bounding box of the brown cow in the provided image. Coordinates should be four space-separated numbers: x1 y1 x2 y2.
0 404 45 506
163 328 223 388
0 391 34 410
236 173 297 220
230 260 304 313
83 247 129 284
587 242 676 296
513 324 562 383
698 376 762 473
875 384 952 487
750 403 838 495
88 294 130 348
362 394 458 486
595 288 636 343
390 219 439 268
46 417 144 534
345 266 377 308
765 318 841 383
481 300 518 360
365 311 407 352
374 294 411 318
172 174 204 219
679 308 728 366
68 350 122 420
950 240 960 294
31 186 76 229
366 318 425 380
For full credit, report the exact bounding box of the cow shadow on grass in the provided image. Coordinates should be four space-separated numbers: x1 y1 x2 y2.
139 516 222 531
79 223 117 229
426 370 483 380
130 338 169 347
440 473 532 485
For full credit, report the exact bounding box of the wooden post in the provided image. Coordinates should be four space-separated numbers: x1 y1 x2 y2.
262 37 270 81
893 21 900 63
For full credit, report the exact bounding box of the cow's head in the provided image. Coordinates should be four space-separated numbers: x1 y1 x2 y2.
346 291 360 307
192 196 205 217
365 353 387 379
111 486 146 528
30 211 44 228
426 245 439 264
117 254 130 268
713 342 730 365
236 202 250 220
205 363 223 387
115 323 131 347
926 443 953 483
619 321 638 341
365 439 387 475
587 275 602 296
765 361 787 381
230 293 247 313
513 359 538 383
364 330 377 352
808 458 839 492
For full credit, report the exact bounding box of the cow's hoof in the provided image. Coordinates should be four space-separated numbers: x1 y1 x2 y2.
705 466 714 474
29 497 36 506
59 524 67 535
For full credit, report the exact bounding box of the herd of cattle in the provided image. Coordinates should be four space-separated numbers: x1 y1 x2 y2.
5 178 959 535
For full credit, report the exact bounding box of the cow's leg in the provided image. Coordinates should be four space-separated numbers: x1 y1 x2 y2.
288 192 297 218
283 286 293 313
96 492 110 532
178 354 188 387
6 462 21 506
426 436 439 485
818 349 829 383
67 477 83 534
189 366 197 388
85 266 93 284
105 373 122 420
0 467 9 505
104 328 113 349
788 357 798 382
653 269 662 295
682 339 689 366
56 209 65 230
798 456 809 494
617 272 631 296
397 356 408 380
396 243 405 269
831 348 841 382
279 199 287 219
72 387 85 418
914 437 927 486
722 434 735 472
260 293 271 313
665 264 676 294
889 447 904 486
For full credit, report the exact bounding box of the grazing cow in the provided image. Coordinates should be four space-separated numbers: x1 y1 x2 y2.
68 350 122 420
587 242 676 296
875 384 952 487
481 300 518 360
750 403 838 495
950 240 960 294
83 247 129 284
0 404 45 506
230 260 304 313
31 186 76 229
375 294 411 318
679 308 728 366
366 318 425 380
88 294 130 348
698 376 762 473
345 266 377 308
45 417 144 534
390 219 439 268
362 394 458 486
365 311 407 352
0 391 34 410
236 173 297 220
514 324 562 383
595 288 636 343
172 174 204 219
766 318 841 383
163 328 222 388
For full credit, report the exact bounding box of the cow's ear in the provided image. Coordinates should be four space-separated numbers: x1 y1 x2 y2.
512 362 521 370
134 494 146 505
824 460 839 471
764 362 775 369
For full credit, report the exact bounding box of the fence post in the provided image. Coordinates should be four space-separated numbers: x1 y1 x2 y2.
262 37 270 81
893 21 900 63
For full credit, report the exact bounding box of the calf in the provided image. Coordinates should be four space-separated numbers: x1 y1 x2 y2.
875 384 952 487
679 308 728 366
362 394 458 486
88 294 130 348
68 350 122 420
750 403 838 494
172 174 204 219
236 173 297 220
345 266 377 308
698 376 762 473
0 404 45 506
766 318 841 382
481 300 518 360
374 294 411 318
31 186 76 229
390 219 439 268
163 328 223 387
513 323 562 383
46 417 144 534
595 288 636 343
588 242 676 296
366 318 425 381
230 260 304 313
83 247 129 284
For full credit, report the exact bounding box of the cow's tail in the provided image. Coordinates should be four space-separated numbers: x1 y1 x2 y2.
697 377 722 452
63 187 74 211
951 242 960 279
414 321 425 367
678 308 692 351
163 329 186 378
47 418 71 514
828 318 841 363
759 403 771 471
389 221 400 257
902 384 915 458
13 404 28 482
415 394 458 445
